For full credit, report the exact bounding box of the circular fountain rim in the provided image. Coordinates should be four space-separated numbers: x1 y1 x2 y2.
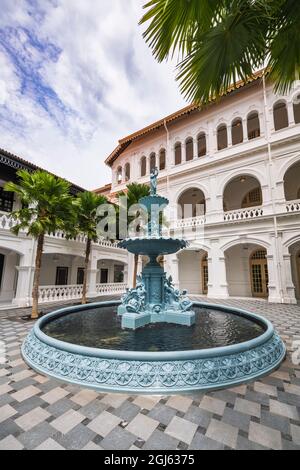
32 301 274 361
22 300 286 394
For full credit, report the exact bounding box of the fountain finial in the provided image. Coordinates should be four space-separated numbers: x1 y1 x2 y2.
150 166 159 196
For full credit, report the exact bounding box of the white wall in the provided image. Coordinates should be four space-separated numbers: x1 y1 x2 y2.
178 250 202 294
40 254 85 285
225 245 254 297
96 259 125 283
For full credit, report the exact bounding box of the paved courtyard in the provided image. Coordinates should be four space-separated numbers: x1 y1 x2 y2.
0 297 299 451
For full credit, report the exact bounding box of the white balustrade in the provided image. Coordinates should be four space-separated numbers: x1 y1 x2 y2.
38 284 84 303
174 216 206 229
38 282 127 303
224 206 264 222
0 214 18 230
286 199 300 213
48 231 121 248
96 283 127 296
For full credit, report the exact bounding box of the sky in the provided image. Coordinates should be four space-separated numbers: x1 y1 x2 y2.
0 0 186 189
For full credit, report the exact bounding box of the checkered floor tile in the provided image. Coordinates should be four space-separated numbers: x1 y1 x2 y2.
0 297 299 450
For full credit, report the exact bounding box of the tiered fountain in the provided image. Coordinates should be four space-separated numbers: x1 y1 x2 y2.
22 170 286 394
118 167 195 329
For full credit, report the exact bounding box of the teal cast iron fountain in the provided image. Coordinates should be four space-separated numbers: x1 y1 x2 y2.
117 168 195 330
21 168 286 394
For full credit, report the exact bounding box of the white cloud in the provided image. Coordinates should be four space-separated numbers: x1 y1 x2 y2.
0 0 186 189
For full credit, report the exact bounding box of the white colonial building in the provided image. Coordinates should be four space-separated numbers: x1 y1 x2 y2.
0 149 128 309
104 72 300 305
1 73 300 308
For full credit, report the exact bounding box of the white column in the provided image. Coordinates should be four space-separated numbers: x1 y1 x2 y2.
281 246 297 304
123 264 129 286
182 142 187 162
127 253 135 288
288 101 295 126
193 138 198 159
208 121 215 155
243 118 248 141
207 241 229 299
227 126 232 147
13 257 35 307
146 157 150 175
87 251 98 298
267 235 284 304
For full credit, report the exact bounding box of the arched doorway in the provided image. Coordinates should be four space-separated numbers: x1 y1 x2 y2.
178 187 206 219
284 160 300 201
223 175 262 212
250 249 269 298
289 242 300 300
225 244 268 299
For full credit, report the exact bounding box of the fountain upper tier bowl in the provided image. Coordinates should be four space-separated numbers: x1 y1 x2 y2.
118 237 188 256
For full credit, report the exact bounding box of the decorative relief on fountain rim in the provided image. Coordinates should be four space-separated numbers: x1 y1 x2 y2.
22 330 285 393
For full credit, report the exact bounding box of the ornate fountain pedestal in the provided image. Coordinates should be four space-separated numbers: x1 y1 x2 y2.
117 168 195 330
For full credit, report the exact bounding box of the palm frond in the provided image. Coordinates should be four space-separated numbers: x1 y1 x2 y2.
140 0 221 62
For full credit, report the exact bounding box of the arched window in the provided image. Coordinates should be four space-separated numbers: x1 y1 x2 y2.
217 124 228 150
197 133 206 157
116 166 122 184
150 153 156 172
159 149 166 171
232 118 243 145
185 137 194 161
140 156 147 177
247 112 260 140
125 163 130 182
293 94 300 124
274 101 289 131
175 142 182 165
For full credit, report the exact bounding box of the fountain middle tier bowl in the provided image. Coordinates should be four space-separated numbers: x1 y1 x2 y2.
118 237 187 256
22 301 286 394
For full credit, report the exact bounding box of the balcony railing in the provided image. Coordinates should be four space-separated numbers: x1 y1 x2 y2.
38 284 84 303
49 231 121 249
224 206 264 222
96 282 127 296
0 214 122 249
38 282 127 304
286 199 300 213
0 214 16 230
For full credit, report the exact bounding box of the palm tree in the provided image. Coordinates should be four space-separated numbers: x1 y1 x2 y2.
5 170 74 319
73 192 108 304
140 0 300 103
117 183 150 288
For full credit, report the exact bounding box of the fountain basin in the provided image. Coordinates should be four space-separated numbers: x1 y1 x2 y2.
22 301 286 394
